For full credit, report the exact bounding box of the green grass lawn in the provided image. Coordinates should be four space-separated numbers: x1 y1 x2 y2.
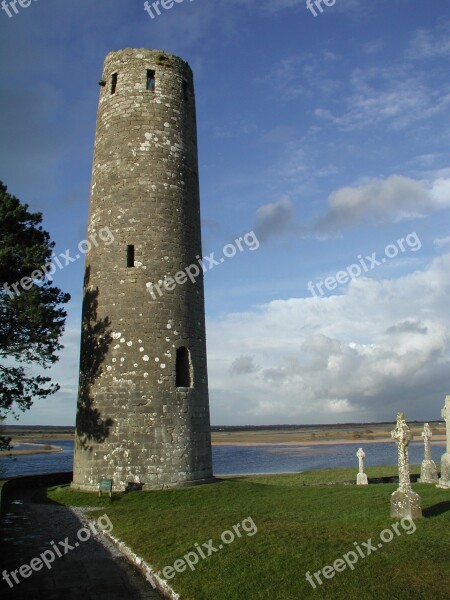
41 468 450 600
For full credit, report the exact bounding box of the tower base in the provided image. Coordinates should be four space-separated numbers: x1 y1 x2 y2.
357 473 368 485
71 476 217 493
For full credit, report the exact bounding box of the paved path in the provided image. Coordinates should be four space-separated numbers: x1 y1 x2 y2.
0 487 165 600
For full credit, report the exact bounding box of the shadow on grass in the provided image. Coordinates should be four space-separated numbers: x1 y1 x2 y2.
423 500 450 518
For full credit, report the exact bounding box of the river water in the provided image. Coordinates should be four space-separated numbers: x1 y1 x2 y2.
0 439 444 479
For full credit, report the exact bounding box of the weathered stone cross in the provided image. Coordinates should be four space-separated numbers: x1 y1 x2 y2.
422 423 432 461
438 396 450 489
390 412 422 518
391 412 412 493
443 398 450 452
356 447 368 485
418 422 438 484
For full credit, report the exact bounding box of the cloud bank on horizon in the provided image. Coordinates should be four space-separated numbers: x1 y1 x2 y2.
208 252 450 424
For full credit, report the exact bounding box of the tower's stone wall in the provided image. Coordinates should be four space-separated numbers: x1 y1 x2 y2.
72 48 213 490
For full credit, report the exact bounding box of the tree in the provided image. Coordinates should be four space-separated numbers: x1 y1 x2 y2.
0 181 70 448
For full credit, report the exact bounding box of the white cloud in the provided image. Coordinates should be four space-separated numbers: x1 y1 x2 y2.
434 236 450 249
214 120 257 139
255 53 340 101
253 174 450 240
429 177 450 208
315 65 450 131
314 174 450 235
258 0 362 11
207 253 450 424
407 23 450 59
363 40 384 55
254 196 299 242
230 355 256 375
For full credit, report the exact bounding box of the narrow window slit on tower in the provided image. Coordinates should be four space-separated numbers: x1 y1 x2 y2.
126 245 135 268
111 73 118 94
183 79 188 101
146 70 155 92
176 347 191 388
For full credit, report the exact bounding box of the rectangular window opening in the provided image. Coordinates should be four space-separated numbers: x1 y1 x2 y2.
126 245 135 268
146 70 155 92
111 73 118 95
176 346 192 388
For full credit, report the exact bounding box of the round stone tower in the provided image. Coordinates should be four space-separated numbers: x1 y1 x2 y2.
72 48 214 491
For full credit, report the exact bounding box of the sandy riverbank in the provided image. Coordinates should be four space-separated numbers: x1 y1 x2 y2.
0 443 63 457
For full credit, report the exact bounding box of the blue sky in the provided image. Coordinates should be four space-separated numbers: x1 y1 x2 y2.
1 0 450 425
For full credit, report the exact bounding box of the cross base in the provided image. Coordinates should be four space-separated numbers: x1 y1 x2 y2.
390 489 422 519
437 453 450 489
418 459 439 484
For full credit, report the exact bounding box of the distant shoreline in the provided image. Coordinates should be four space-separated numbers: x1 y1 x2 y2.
212 436 446 447
1 426 445 453
3 436 445 451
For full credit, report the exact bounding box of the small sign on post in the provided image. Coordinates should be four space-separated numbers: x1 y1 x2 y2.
98 479 113 498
